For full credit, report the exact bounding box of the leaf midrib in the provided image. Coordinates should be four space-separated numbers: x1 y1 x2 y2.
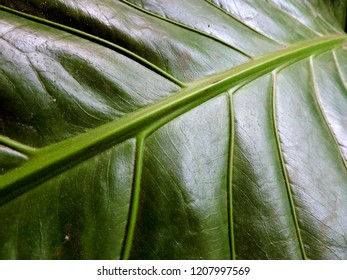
0 34 346 206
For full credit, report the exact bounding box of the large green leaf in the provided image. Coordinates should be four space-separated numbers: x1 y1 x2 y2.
0 0 346 260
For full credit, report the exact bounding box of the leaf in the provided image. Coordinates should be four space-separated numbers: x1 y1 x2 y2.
0 0 346 260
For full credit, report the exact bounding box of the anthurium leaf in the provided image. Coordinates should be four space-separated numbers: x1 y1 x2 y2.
0 1 346 260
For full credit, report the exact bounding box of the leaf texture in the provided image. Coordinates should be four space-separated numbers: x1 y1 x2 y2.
0 1 347 259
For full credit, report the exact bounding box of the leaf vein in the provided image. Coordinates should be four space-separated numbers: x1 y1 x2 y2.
309 55 347 168
0 5 186 87
271 71 307 260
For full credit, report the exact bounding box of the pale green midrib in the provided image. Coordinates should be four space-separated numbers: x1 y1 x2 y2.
119 0 251 58
120 135 144 260
0 5 185 87
271 72 307 260
0 35 346 206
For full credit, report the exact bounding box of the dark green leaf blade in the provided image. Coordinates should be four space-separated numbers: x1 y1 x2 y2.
275 58 347 259
130 96 231 259
0 0 249 82
0 10 181 148
232 75 303 259
0 140 135 259
0 1 347 260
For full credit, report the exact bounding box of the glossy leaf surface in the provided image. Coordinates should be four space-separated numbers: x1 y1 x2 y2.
0 1 346 259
